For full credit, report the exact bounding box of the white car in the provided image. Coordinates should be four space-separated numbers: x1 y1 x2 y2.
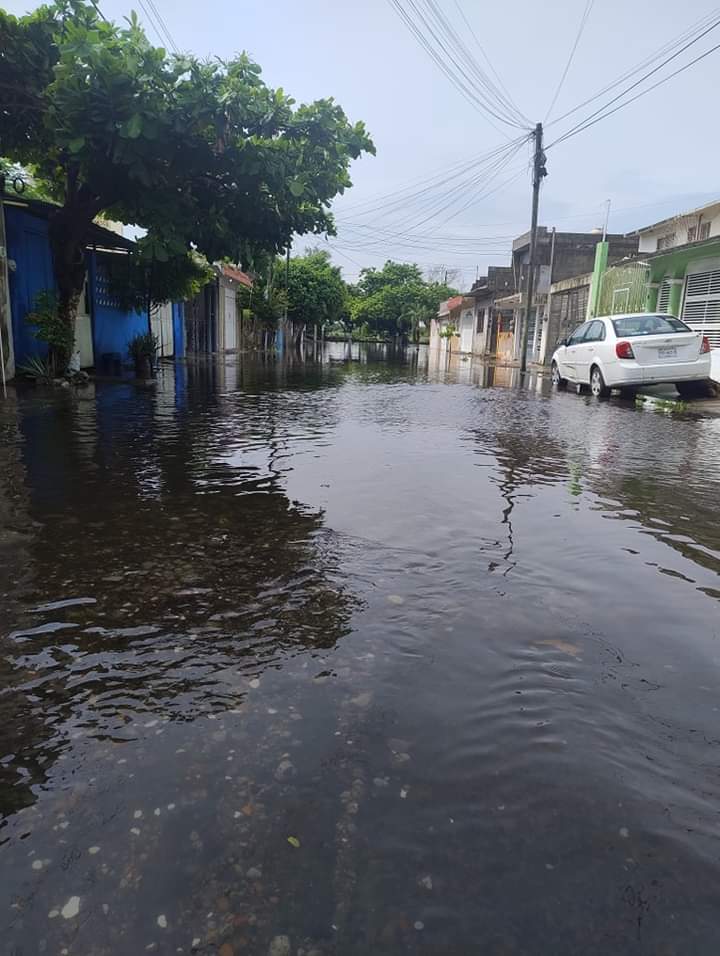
550 313 712 399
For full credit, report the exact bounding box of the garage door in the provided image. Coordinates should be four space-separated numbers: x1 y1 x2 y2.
681 269 720 348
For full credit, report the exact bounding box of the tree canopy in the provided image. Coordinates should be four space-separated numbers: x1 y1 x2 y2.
281 249 348 329
349 261 458 339
0 0 374 358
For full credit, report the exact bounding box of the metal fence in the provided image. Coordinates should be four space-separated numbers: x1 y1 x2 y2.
597 262 649 315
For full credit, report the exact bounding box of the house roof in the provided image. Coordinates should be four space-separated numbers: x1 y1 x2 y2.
221 264 253 288
629 199 720 236
1 193 136 252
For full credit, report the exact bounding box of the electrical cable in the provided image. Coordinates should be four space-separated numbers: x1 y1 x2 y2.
547 7 720 128
549 33 720 147
386 0 528 130
544 0 594 122
453 0 528 125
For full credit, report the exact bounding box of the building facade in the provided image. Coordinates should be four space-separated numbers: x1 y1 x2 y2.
1 193 184 378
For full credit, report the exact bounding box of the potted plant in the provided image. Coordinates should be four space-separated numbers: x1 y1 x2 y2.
128 331 158 378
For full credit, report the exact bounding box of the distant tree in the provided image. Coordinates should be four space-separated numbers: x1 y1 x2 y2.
280 249 347 331
0 1 374 366
349 260 457 340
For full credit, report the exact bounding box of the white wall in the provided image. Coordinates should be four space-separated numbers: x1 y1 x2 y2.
637 203 720 254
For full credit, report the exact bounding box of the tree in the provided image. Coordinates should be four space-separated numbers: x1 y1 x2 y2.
281 249 347 333
349 260 457 340
0 0 374 365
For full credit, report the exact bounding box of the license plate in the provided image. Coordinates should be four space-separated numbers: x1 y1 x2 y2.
658 347 677 358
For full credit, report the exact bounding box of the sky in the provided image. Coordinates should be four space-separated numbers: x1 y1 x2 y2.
6 0 720 288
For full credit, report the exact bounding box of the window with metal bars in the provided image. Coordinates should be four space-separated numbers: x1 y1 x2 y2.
656 277 672 313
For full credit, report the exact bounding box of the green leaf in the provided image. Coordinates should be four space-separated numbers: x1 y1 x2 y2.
288 179 305 198
67 137 85 153
126 113 143 139
287 836 300 848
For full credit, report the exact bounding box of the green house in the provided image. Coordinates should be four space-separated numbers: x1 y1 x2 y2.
630 199 720 349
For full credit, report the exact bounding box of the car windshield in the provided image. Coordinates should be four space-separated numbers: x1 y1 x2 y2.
612 315 691 337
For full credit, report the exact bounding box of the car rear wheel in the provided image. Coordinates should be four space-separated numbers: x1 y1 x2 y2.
551 362 567 389
590 366 610 399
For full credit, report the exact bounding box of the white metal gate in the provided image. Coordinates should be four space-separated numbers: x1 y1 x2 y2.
681 268 720 348
224 287 237 352
459 311 474 353
151 302 174 357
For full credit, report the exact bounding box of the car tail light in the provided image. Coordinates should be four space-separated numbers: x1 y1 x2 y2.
615 341 635 359
701 336 711 354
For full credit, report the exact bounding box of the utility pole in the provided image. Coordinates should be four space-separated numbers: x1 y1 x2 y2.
520 122 547 373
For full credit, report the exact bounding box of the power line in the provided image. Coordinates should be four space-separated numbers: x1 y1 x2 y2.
544 0 594 122
386 0 529 130
421 0 529 126
453 0 527 125
88 0 108 22
338 138 524 220
547 7 720 129
549 37 720 147
145 0 180 53
137 0 179 53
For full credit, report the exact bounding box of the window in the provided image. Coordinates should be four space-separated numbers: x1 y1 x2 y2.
687 222 711 243
584 320 606 342
657 232 676 251
476 310 485 334
612 314 690 337
568 322 589 345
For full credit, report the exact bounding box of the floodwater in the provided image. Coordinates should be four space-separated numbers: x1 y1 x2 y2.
2 345 720 956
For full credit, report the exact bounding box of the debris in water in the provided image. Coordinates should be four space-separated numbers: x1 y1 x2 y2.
61 896 80 920
419 875 433 890
536 639 581 658
88 846 100 855
619 827 630 839
414 921 425 931
386 594 405 605
287 836 301 849
157 915 167 929
268 936 291 956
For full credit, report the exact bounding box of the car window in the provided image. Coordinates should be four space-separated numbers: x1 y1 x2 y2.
585 320 606 343
612 314 691 337
567 323 589 346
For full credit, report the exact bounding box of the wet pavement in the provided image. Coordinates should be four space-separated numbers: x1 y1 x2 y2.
2 344 720 955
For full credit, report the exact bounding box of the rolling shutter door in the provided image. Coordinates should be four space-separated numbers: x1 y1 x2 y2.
656 277 672 313
681 270 720 348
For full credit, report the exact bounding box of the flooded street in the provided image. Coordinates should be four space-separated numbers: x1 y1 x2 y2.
3 345 720 955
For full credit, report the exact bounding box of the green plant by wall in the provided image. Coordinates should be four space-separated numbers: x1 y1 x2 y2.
25 289 74 372
439 324 458 339
128 331 158 362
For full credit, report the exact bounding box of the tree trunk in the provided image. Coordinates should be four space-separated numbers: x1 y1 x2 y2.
48 207 89 373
